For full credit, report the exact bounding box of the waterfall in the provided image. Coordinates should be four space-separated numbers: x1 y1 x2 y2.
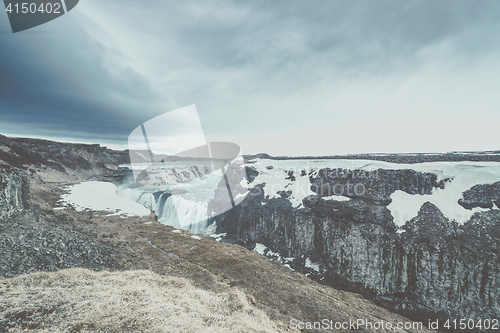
116 158 248 234
117 176 217 234
159 196 209 234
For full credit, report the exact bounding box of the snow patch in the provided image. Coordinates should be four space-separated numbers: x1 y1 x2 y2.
234 192 248 201
322 195 351 202
208 233 227 242
254 243 267 256
254 243 296 271
305 258 321 272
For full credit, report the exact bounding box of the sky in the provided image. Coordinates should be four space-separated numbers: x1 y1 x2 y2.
1 0 500 156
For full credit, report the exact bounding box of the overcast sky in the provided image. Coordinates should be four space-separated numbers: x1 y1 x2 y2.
1 0 500 156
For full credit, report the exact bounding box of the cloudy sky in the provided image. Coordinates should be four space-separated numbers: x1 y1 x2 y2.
1 0 500 156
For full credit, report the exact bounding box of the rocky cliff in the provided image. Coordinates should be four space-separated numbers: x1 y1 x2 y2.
217 158 500 331
0 164 33 220
0 134 131 182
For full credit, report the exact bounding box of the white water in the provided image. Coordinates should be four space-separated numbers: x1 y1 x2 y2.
117 170 226 233
117 157 249 234
117 187 210 233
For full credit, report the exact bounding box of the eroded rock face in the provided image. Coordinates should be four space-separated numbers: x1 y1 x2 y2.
218 164 500 329
0 165 31 220
459 181 500 209
0 134 131 183
0 134 130 171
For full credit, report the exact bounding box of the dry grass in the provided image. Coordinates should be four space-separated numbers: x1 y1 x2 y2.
0 268 291 333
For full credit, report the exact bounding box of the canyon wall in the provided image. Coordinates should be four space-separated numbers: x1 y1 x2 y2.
217 160 500 327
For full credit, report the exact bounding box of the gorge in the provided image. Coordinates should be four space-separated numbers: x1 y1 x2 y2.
119 154 500 330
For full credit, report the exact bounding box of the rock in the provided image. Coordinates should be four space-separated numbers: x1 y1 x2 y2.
459 181 500 209
0 165 32 220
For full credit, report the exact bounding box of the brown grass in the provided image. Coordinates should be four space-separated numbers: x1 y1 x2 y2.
0 268 291 333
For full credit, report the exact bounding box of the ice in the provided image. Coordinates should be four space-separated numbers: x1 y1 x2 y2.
60 181 150 217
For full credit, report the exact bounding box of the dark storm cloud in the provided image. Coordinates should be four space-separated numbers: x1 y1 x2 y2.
153 0 500 74
1 0 500 152
0 13 164 142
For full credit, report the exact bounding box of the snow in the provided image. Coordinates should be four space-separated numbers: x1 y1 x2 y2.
247 158 500 183
305 258 321 272
388 163 500 226
171 230 182 233
234 192 248 201
322 195 351 202
190 235 201 240
208 233 227 242
254 243 267 256
265 247 281 257
59 181 150 217
247 158 500 226
254 243 296 271
248 160 317 208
